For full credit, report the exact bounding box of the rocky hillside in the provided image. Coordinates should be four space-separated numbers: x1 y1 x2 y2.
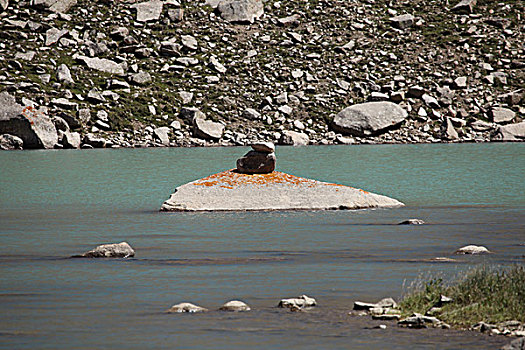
0 0 523 149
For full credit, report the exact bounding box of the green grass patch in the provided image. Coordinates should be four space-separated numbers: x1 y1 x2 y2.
400 266 525 328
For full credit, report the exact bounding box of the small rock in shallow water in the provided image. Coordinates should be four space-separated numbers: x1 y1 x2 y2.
167 302 208 313
76 242 135 258
398 219 425 225
278 295 316 309
219 300 251 312
455 245 491 255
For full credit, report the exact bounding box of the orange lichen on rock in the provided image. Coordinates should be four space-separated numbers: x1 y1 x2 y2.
192 169 367 192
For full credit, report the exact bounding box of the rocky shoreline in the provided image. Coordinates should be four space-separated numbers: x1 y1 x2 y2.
1 0 524 150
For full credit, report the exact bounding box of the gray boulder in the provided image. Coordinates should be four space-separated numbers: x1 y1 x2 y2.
332 102 408 136
167 302 208 313
153 126 170 146
0 0 8 11
0 134 23 150
452 0 477 14
492 122 525 141
0 93 58 149
129 71 152 86
490 107 516 124
180 107 205 122
236 150 276 174
389 14 415 29
219 300 251 312
217 0 264 24
76 56 125 75
57 64 74 84
443 117 459 140
193 117 224 140
62 131 81 149
33 0 77 13
77 242 135 258
131 0 164 22
279 130 309 146
83 133 106 148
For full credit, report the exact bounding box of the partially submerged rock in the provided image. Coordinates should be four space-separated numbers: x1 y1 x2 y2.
455 245 491 255
167 302 208 313
354 298 397 311
398 219 425 225
0 134 24 150
398 313 449 329
160 170 403 211
278 295 317 310
219 300 251 312
75 242 135 258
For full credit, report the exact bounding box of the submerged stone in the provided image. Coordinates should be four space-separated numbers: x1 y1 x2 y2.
160 170 403 211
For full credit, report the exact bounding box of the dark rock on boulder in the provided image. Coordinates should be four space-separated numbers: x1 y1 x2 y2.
0 93 58 149
0 134 23 150
332 102 408 137
76 242 134 258
236 150 276 174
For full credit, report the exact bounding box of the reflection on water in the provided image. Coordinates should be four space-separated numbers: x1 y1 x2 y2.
0 144 524 349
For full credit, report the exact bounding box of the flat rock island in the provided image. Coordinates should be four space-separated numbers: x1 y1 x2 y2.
160 143 403 212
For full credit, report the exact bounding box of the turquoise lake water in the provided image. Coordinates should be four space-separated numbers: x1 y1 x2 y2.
0 143 524 349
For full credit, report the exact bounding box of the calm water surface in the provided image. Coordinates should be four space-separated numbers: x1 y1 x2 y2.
1 143 524 349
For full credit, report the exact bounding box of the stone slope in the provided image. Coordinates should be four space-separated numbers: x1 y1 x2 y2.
160 170 403 211
0 0 523 149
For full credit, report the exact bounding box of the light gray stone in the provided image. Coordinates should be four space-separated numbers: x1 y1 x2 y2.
470 119 493 131
56 64 74 84
490 107 516 124
154 126 170 146
219 300 251 312
45 27 69 46
76 56 124 75
51 98 78 110
332 102 408 137
193 117 224 140
181 35 198 50
389 14 415 29
209 56 226 74
179 91 193 104
492 122 525 141
455 245 490 254
0 93 58 149
243 108 261 120
279 130 309 146
217 0 264 24
33 0 77 13
452 0 477 14
129 71 152 86
78 242 134 258
279 295 317 309
180 107 205 122
83 133 106 148
62 131 81 149
160 169 404 211
0 134 23 150
0 0 8 11
167 303 208 313
443 117 459 140
131 0 163 22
